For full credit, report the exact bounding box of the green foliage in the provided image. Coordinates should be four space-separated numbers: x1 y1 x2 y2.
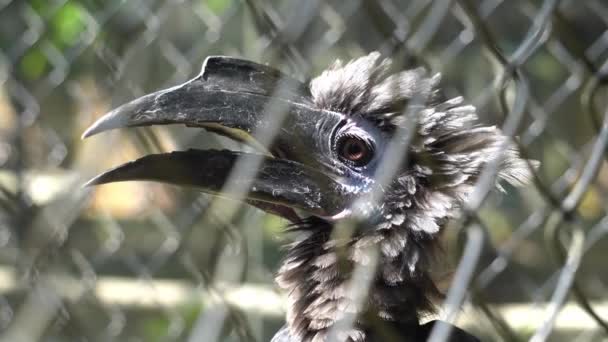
142 315 173 342
205 0 233 15
20 48 47 80
19 0 87 80
52 1 86 47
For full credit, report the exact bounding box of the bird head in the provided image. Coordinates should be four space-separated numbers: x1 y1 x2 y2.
84 52 532 233
83 52 535 340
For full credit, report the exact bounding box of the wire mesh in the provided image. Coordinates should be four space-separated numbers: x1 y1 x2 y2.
0 0 607 341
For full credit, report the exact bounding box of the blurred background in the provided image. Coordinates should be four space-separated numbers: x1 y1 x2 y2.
0 0 607 341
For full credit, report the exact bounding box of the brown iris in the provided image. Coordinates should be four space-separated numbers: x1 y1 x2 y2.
337 136 373 167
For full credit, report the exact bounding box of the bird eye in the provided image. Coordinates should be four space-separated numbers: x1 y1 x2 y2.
337 135 374 167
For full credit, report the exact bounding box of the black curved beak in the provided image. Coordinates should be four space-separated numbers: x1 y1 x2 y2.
83 56 350 220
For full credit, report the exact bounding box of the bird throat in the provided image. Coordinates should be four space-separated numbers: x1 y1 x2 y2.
276 217 441 341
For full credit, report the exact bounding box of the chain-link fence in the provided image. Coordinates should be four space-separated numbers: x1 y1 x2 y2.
0 0 607 341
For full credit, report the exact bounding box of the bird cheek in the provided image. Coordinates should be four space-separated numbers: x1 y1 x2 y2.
328 187 383 226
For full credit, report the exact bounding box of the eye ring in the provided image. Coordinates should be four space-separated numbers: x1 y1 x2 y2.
336 135 374 167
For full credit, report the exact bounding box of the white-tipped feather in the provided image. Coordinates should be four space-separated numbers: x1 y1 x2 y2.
276 52 536 342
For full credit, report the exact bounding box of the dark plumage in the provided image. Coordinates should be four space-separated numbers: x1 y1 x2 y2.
83 52 535 342
273 52 533 341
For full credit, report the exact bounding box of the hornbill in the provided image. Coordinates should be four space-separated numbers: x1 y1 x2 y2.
83 52 535 341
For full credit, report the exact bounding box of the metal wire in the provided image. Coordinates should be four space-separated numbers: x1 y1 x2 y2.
0 0 607 341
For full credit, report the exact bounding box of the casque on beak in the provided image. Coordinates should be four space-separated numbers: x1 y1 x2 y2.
83 56 354 221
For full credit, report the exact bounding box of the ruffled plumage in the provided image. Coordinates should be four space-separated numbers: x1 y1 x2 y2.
276 52 536 342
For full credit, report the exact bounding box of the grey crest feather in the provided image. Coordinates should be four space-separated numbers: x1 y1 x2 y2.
276 52 537 342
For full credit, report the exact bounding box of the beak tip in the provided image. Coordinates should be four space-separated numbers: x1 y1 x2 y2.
81 116 111 139
82 107 131 139
81 127 95 139
83 177 100 187
84 169 118 187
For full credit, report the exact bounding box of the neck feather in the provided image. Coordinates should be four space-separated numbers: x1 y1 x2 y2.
276 217 442 341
